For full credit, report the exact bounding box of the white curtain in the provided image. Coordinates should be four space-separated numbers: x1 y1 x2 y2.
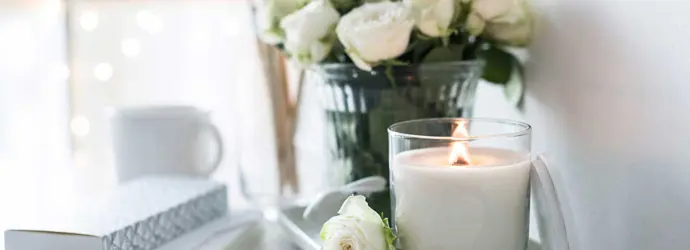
0 1 72 243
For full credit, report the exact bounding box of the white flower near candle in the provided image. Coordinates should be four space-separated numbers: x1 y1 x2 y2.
336 2 414 71
320 195 395 250
406 0 457 37
280 0 340 66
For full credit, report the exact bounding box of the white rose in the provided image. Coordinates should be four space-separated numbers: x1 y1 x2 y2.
336 2 414 71
467 0 534 46
471 0 515 21
280 0 340 65
406 0 456 37
320 195 395 250
465 12 485 36
485 0 534 46
256 0 308 44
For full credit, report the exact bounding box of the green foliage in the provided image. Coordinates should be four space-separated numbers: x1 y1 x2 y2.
330 0 361 15
423 44 465 63
478 45 525 108
504 55 525 108
480 45 516 84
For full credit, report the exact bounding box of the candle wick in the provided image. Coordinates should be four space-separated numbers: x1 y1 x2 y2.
452 158 469 166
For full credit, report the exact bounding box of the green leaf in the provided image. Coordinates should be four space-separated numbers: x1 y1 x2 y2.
481 46 514 84
504 57 525 110
422 44 465 63
384 64 397 89
330 0 359 14
412 39 435 62
381 216 397 250
480 46 526 109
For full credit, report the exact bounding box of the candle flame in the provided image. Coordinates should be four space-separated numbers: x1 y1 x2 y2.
449 121 472 166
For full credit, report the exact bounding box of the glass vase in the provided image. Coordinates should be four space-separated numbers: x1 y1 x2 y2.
310 61 484 216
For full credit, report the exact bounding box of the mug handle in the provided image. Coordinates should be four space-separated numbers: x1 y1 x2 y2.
201 123 224 176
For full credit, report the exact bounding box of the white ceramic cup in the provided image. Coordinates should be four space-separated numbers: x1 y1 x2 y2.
111 106 224 183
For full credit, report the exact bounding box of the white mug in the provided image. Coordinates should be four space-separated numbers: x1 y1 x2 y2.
111 106 224 183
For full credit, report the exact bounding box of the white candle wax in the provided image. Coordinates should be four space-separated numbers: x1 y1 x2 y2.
392 147 531 250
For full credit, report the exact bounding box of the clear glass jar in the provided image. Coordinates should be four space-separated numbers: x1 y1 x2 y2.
389 118 531 250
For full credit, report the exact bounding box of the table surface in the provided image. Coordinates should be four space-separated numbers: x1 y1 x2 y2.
232 222 542 250
241 222 303 250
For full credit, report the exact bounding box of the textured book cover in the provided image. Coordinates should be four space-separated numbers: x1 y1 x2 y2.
5 176 228 250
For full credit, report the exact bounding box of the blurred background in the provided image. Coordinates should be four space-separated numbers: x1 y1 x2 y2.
0 0 519 247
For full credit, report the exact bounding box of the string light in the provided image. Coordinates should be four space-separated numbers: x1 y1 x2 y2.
79 10 99 31
70 115 91 137
94 63 113 82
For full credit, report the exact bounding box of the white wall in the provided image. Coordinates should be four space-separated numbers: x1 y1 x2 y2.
525 1 690 250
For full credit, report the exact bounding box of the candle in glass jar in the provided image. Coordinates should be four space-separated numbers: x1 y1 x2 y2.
392 147 531 250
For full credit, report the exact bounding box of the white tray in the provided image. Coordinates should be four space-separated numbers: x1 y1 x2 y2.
277 206 542 250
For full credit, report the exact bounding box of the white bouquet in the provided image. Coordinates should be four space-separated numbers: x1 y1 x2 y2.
254 0 535 100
